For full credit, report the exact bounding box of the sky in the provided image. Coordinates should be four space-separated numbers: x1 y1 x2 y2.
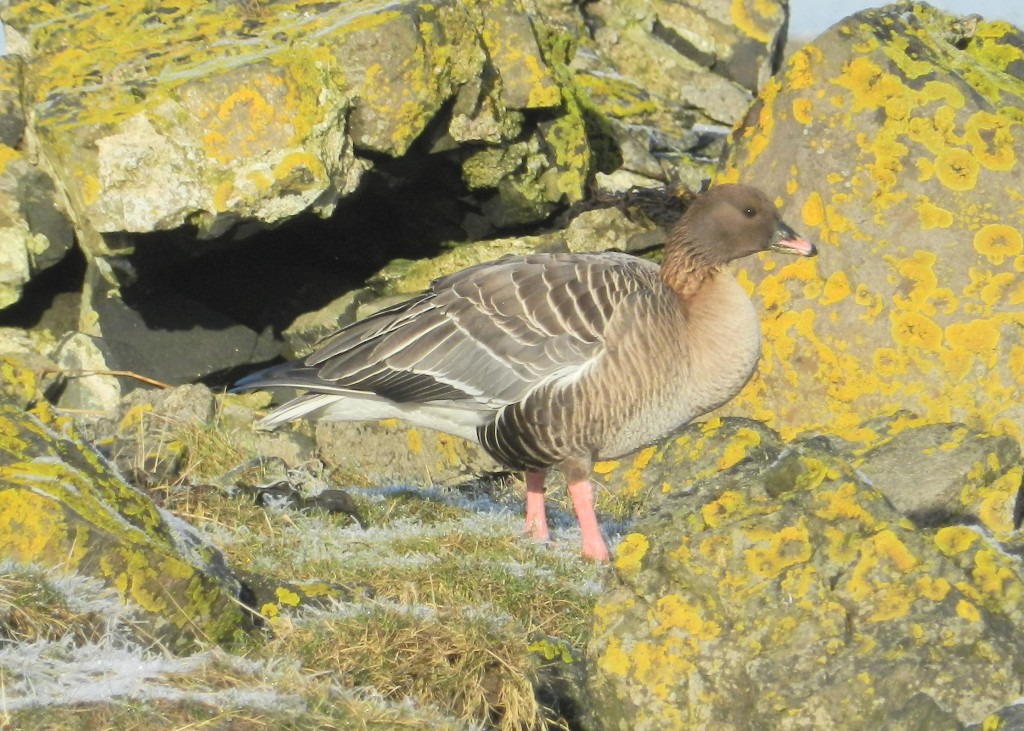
0 2 1020 56
788 0 1024 38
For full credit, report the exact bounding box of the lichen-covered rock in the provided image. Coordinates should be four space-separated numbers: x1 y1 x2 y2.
551 0 788 188
1 0 591 241
315 418 502 486
853 421 1023 539
590 417 783 518
586 438 1024 729
88 383 218 488
717 4 1024 442
351 203 663 306
569 0 788 123
0 358 249 649
0 55 74 309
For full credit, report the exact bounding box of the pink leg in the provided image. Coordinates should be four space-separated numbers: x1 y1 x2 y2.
524 470 550 543
568 480 609 562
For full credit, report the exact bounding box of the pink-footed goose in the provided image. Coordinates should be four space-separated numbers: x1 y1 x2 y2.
235 184 816 561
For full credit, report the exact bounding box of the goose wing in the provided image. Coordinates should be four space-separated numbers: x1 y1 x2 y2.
249 252 660 411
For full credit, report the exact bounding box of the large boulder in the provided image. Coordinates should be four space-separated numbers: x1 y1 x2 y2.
0 358 249 650
586 434 1024 729
718 3 1024 442
1 0 592 242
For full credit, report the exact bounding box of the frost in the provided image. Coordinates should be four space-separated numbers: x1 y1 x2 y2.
0 636 304 714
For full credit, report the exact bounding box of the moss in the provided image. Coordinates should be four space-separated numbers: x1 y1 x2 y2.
0 360 246 649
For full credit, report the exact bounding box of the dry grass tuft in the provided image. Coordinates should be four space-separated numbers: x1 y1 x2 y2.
0 565 111 646
276 599 543 731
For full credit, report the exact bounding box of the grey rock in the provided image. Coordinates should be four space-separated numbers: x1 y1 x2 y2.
52 331 121 414
90 383 217 487
87 280 279 387
855 423 1023 529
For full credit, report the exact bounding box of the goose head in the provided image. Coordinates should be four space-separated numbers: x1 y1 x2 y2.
662 184 816 292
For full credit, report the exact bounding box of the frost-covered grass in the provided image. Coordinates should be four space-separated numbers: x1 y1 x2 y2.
0 563 473 729
179 479 607 729
2 430 611 730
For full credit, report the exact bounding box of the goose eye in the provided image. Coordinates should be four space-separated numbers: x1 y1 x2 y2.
743 206 757 218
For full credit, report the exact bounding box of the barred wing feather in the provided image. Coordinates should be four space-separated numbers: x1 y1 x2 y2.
264 253 658 413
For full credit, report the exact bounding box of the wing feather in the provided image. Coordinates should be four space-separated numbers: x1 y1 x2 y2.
246 252 661 413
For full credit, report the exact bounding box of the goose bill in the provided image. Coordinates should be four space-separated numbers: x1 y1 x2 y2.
769 221 817 257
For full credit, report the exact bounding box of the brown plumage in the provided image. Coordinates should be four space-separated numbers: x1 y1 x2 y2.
235 184 816 561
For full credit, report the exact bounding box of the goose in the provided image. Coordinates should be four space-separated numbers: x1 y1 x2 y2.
235 184 816 561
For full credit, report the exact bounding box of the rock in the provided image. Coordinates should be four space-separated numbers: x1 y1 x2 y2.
586 438 1024 729
0 327 63 398
0 55 25 147
0 0 609 387
0 358 249 650
1 0 590 240
361 202 661 302
717 4 1024 442
0 55 75 309
853 422 1023 537
559 0 789 186
86 278 279 387
51 331 122 413
89 383 218 488
281 288 376 360
315 418 502 486
591 417 784 518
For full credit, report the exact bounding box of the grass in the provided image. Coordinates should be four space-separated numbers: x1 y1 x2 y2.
1 404 606 730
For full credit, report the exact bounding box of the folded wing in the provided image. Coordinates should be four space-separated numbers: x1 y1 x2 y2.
240 252 660 419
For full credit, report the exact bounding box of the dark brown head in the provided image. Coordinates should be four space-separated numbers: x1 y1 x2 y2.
661 184 815 291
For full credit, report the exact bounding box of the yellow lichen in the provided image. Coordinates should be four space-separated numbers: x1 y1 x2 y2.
914 575 950 601
972 548 1015 596
652 594 721 640
889 310 941 352
596 635 630 677
729 0 781 44
933 148 980 191
700 490 745 529
0 488 67 559
872 530 917 572
614 533 649 574
955 599 981 622
963 110 1017 170
972 223 1022 265
716 429 761 471
912 197 953 229
945 320 1000 365
934 525 978 555
792 98 813 125
405 429 423 455
743 522 812 578
867 585 913 622
814 482 874 526
801 191 825 228
820 271 851 305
